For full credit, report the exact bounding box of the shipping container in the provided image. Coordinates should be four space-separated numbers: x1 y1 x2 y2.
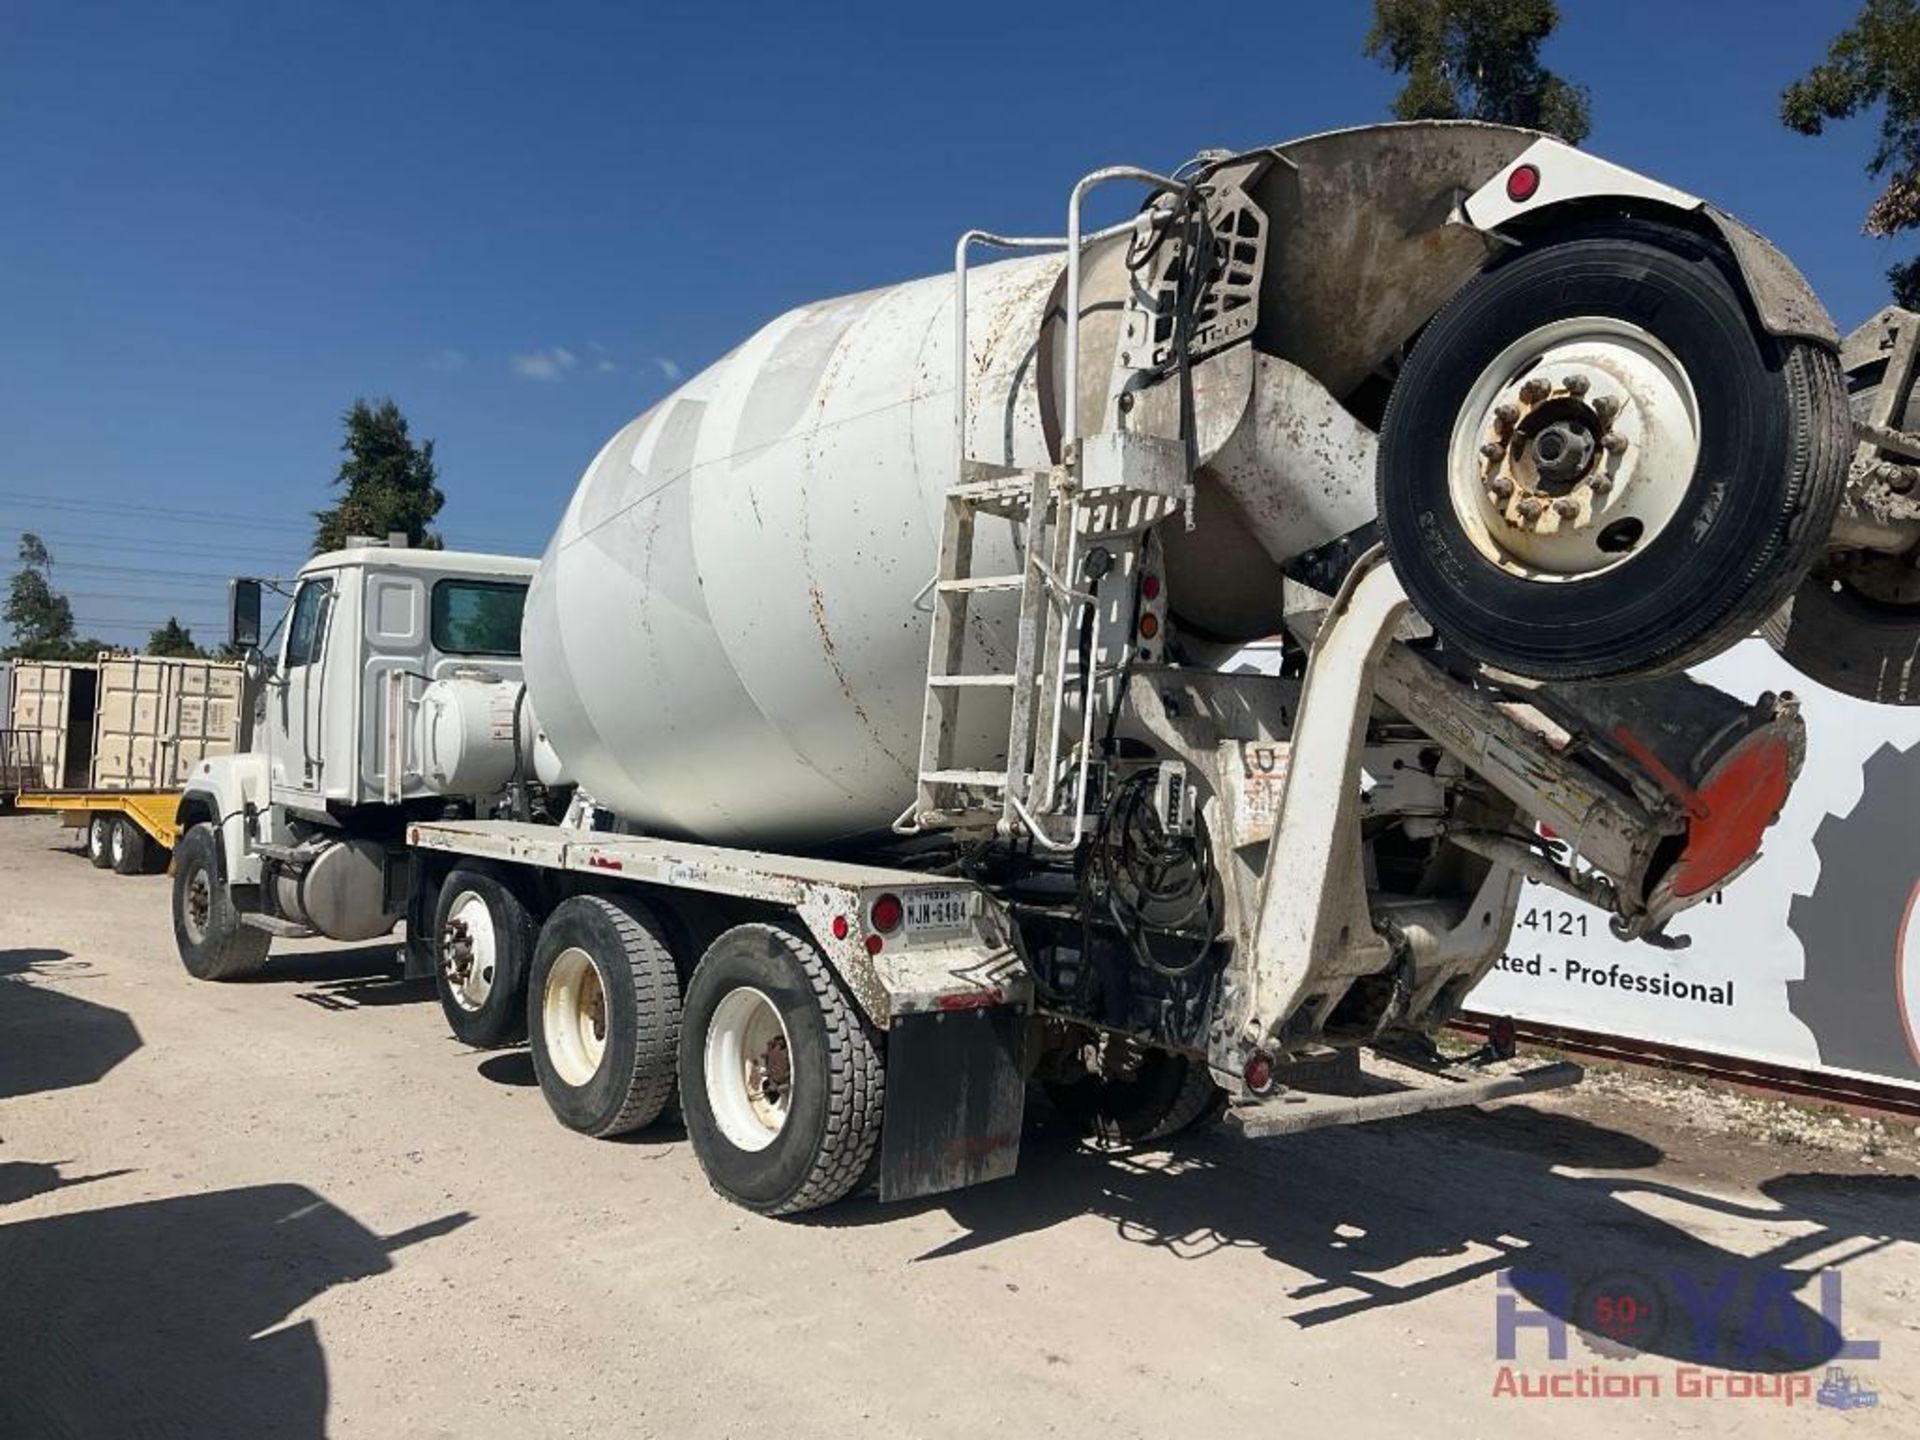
4 654 245 793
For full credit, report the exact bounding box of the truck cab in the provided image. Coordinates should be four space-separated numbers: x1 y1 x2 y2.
173 541 536 979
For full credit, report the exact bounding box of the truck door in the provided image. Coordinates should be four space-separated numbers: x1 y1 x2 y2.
269 574 336 806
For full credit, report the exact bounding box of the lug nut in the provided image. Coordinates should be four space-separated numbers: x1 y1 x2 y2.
1553 497 1581 519
1589 473 1614 495
1518 496 1544 520
1592 395 1620 426
1480 441 1506 460
1493 403 1519 433
1602 432 1629 455
1519 378 1552 405
1488 474 1514 499
1563 373 1591 397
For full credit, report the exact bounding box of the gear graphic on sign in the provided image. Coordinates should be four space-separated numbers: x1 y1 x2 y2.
1786 741 1920 1083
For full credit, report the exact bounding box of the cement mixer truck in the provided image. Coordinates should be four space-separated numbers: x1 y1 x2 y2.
172 122 1920 1217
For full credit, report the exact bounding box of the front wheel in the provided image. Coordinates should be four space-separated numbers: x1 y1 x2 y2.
172 822 271 981
1377 219 1850 681
678 924 884 1216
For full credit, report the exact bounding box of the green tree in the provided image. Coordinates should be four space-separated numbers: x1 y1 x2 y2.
3 533 104 661
1366 0 1591 144
1784 0 1920 307
147 617 208 658
312 397 446 554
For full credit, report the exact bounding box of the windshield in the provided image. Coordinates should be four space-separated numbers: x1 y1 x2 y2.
431 579 528 657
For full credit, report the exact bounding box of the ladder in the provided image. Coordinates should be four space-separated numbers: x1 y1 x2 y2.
903 165 1194 847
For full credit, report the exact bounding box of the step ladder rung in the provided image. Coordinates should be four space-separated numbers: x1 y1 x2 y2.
921 768 1009 788
927 673 1017 689
937 574 1026 594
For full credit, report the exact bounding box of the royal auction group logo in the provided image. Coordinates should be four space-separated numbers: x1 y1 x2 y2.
1491 1266 1882 1406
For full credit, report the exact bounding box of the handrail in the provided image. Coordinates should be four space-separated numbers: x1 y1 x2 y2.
1061 166 1182 448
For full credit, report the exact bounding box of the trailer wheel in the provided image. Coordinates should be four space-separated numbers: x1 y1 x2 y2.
1044 1047 1224 1146
172 822 271 981
1377 218 1849 681
432 868 535 1048
109 817 149 876
87 814 113 869
529 895 681 1138
678 924 883 1215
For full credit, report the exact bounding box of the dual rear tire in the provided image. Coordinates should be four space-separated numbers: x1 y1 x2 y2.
524 907 883 1216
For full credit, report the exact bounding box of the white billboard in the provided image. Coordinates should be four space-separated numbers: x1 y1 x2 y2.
1470 638 1920 1093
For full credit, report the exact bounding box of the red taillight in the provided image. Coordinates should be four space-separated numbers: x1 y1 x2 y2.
864 933 885 956
831 915 849 941
1141 572 1162 601
870 892 904 934
1139 613 1160 640
1506 163 1540 203
1243 1051 1275 1094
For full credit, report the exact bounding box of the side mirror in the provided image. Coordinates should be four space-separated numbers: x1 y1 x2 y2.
229 578 263 652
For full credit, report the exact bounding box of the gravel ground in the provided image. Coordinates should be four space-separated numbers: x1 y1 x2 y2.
1 812 1915 1438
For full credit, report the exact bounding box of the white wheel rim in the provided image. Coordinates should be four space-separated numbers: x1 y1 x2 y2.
1446 316 1700 582
111 824 126 866
182 866 211 944
704 986 792 1153
543 946 608 1087
90 819 106 857
441 891 498 1012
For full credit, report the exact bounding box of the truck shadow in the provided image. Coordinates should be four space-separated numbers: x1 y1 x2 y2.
240 945 434 1011
822 1103 1914 1374
0 1169 470 1439
0 948 142 1100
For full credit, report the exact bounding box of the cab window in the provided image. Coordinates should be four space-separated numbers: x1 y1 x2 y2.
432 580 527 657
284 577 335 669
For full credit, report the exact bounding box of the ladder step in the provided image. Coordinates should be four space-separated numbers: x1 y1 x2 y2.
927 674 1017 688
937 574 1026 594
921 768 1008 788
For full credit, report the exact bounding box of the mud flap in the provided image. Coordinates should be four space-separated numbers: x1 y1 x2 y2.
878 1006 1026 1202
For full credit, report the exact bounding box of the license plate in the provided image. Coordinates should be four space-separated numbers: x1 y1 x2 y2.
903 887 971 934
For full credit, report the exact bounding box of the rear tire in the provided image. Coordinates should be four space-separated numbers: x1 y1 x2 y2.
1378 219 1849 681
433 868 535 1049
678 924 884 1215
529 895 682 1138
87 815 113 869
1044 1047 1224 1146
109 817 149 876
172 822 271 981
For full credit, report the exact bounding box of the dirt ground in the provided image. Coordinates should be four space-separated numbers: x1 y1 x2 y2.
2 813 1916 1438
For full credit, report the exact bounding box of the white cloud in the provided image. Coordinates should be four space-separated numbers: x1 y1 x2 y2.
512 346 580 381
595 358 617 374
652 356 682 382
424 348 468 372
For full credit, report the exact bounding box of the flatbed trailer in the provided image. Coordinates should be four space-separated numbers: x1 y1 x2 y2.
13 788 180 875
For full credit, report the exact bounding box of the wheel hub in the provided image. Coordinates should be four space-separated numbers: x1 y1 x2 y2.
1451 318 1701 581
441 894 498 1012
705 987 794 1152
184 870 211 942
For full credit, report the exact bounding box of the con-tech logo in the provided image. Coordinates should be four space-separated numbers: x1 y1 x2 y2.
1491 1266 1881 1407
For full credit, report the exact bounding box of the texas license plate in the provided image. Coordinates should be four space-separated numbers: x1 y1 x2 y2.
904 887 970 934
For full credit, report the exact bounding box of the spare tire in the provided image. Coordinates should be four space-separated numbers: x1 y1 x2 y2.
1377 218 1849 681
1764 370 1920 703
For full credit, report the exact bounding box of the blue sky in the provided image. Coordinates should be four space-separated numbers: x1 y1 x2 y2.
0 0 1892 648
